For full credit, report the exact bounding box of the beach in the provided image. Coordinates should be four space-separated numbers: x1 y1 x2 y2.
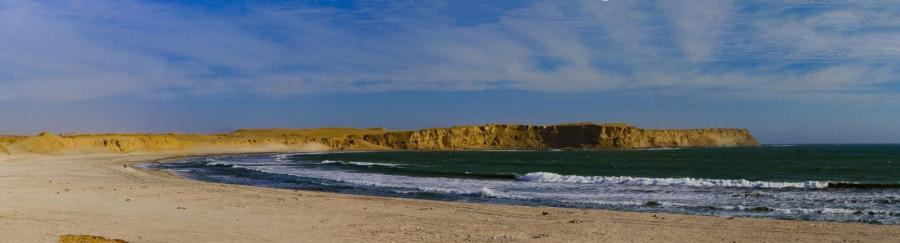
1 151 898 242
3 0 897 241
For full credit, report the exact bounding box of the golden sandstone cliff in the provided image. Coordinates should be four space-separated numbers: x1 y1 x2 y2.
360 123 758 149
0 123 758 155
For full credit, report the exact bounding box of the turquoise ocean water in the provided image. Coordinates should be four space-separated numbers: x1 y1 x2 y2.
155 145 900 224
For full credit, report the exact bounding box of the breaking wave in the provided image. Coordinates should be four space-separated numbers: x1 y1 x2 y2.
517 172 830 189
517 172 900 189
155 152 900 225
319 160 404 167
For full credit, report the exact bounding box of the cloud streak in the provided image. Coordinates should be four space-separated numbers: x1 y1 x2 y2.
0 0 898 102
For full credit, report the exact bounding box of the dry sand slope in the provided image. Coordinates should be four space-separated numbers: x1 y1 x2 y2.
1 151 898 242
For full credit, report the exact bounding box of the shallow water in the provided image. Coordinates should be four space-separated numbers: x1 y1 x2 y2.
153 145 900 224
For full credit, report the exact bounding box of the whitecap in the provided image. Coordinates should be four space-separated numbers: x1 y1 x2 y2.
480 187 498 198
517 172 829 189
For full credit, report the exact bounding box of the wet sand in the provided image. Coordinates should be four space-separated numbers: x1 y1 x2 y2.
1 153 898 242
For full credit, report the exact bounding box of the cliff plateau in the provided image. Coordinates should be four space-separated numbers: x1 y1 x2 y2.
0 123 757 155
359 123 757 150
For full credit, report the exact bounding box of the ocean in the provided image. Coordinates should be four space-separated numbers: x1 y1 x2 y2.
153 145 900 224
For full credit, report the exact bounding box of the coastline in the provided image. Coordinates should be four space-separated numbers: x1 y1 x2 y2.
2 151 898 242
0 153 900 242
158 150 900 223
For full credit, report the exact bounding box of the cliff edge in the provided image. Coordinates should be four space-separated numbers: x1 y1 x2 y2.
0 123 757 155
360 123 757 150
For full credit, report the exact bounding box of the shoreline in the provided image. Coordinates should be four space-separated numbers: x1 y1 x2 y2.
151 151 900 225
2 151 899 242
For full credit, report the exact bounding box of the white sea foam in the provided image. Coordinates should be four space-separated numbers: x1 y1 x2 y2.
320 160 341 164
348 162 402 167
480 187 498 198
273 154 290 162
517 172 830 189
273 152 331 162
206 162 230 167
222 161 529 200
561 199 647 207
725 206 899 216
204 157 231 167
633 147 683 151
272 151 379 162
821 208 859 215
317 160 402 167
184 154 900 224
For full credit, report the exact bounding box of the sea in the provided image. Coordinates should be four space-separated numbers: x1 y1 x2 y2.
151 145 900 224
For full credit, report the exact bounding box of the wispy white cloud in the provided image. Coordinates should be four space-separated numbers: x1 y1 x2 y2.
0 0 897 102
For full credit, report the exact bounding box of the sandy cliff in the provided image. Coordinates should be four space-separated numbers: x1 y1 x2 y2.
361 123 758 150
0 123 757 155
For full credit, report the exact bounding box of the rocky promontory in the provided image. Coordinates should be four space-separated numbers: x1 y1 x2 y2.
359 123 758 150
0 123 757 155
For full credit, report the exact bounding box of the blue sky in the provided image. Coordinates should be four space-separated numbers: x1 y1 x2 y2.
0 0 899 143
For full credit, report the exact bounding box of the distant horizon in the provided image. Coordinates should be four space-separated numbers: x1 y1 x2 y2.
3 121 900 145
1 1 898 144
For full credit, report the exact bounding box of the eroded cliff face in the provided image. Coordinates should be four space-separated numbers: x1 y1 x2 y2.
0 123 757 155
361 124 758 150
627 128 758 148
360 125 545 150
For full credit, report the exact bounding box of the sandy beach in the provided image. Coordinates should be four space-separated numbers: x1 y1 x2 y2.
4 0 899 241
0 152 896 242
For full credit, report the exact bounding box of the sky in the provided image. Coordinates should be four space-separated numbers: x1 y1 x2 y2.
0 0 899 144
